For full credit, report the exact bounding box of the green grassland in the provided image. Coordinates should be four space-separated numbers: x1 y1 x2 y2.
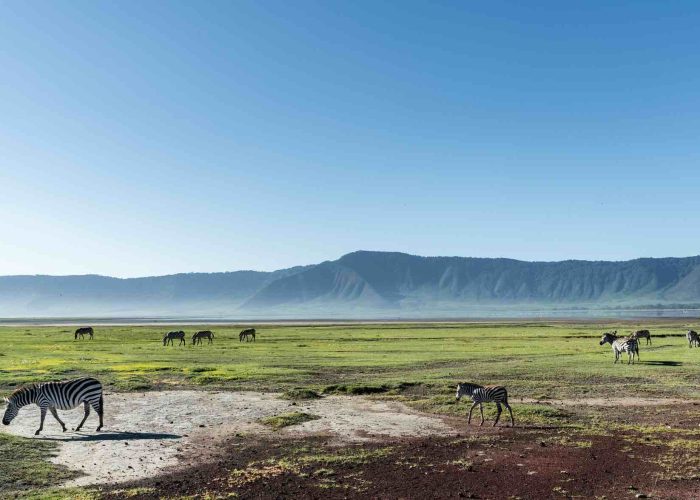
1 321 699 400
2 320 700 498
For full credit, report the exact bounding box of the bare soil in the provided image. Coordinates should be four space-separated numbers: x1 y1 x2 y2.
1 390 456 487
107 429 700 499
4 391 700 498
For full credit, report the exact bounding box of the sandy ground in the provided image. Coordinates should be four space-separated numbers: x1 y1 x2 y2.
1 391 457 487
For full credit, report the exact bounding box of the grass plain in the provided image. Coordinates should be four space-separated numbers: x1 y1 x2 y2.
2 320 700 498
1 321 699 399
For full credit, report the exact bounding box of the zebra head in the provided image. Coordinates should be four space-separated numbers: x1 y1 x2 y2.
599 332 617 346
455 383 475 400
2 397 18 425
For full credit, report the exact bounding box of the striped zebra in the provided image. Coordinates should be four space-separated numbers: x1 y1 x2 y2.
687 330 699 348
599 332 638 364
455 383 514 427
192 330 214 345
631 329 651 345
163 331 186 346
239 328 256 342
2 377 104 435
75 327 94 340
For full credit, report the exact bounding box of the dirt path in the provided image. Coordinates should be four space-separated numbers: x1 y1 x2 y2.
1 391 457 487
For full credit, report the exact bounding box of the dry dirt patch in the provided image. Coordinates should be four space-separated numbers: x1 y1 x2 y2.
519 396 688 406
0 390 457 487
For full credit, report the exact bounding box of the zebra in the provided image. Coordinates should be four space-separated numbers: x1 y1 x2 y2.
2 377 104 435
163 331 186 346
75 327 94 340
687 330 700 348
239 328 256 342
455 383 514 427
192 330 214 345
600 332 638 364
631 329 651 345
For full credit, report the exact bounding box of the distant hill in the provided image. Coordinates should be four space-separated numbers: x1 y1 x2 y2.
2 251 700 318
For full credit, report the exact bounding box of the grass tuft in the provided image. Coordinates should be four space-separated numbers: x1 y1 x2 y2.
259 412 321 429
282 388 322 400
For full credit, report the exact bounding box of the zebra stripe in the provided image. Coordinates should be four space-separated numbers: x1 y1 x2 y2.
687 330 699 348
600 332 638 364
239 328 256 342
163 331 186 346
631 329 651 345
74 327 94 340
193 330 214 345
455 383 514 427
2 377 104 435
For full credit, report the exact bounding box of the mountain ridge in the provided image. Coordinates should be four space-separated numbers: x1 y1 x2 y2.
2 251 700 318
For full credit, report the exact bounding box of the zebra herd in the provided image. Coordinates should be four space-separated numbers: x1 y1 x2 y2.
599 328 700 364
161 328 257 346
4 325 700 435
162 330 215 346
71 326 259 346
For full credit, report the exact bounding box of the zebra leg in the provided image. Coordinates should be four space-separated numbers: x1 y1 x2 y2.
49 407 67 432
92 395 104 431
505 402 515 427
36 406 47 435
493 403 502 427
75 402 91 431
479 403 485 426
467 402 478 424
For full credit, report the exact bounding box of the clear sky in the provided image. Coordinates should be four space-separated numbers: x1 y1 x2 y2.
1 1 699 277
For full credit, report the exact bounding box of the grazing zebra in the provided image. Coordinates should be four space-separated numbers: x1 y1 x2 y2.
239 328 256 342
192 330 214 345
600 332 638 364
75 327 94 340
163 331 186 346
2 377 104 435
455 383 514 427
687 330 700 348
631 329 651 345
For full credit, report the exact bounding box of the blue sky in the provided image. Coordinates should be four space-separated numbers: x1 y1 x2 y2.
1 1 699 277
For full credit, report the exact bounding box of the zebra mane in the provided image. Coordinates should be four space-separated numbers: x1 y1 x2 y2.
8 384 37 400
459 382 483 393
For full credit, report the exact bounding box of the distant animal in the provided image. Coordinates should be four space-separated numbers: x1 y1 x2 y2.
192 330 214 345
687 330 700 348
600 332 638 364
74 327 94 340
631 329 651 345
2 377 104 435
239 328 256 342
455 383 514 427
163 331 186 346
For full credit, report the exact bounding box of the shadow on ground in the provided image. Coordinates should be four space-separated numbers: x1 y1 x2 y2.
638 360 682 366
37 431 180 442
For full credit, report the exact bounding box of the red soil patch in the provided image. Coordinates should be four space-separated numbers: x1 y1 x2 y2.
104 426 700 499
